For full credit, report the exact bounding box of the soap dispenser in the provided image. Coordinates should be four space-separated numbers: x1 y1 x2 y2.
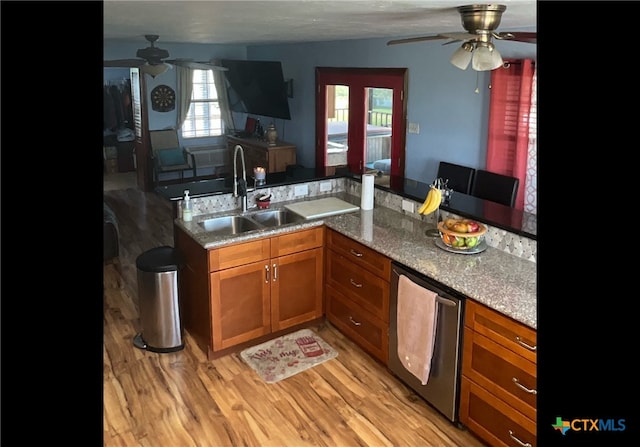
182 190 193 222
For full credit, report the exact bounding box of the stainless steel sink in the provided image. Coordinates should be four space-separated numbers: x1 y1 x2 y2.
198 215 262 235
249 209 305 227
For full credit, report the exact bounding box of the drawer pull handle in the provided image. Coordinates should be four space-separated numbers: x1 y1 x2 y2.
265 265 270 283
350 249 363 257
272 263 277 281
349 278 363 288
515 336 537 352
512 377 537 395
508 430 531 447
349 316 362 326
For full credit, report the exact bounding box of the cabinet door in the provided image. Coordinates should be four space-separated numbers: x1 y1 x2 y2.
268 146 297 172
210 261 271 350
460 377 536 447
326 250 389 322
465 300 537 364
326 229 391 279
463 327 537 421
326 285 389 364
271 247 324 332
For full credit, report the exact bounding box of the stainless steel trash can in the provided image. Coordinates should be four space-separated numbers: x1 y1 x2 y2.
133 246 184 353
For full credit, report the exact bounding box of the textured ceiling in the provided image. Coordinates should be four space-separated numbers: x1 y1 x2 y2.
103 0 537 45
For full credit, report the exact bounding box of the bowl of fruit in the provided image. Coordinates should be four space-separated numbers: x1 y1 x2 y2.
437 218 487 250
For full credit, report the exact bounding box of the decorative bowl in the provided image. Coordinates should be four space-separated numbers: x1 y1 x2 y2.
437 218 487 250
257 200 271 209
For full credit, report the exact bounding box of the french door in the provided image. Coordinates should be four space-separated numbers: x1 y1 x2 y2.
315 67 407 183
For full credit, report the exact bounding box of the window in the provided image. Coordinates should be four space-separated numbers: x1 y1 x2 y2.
181 69 224 138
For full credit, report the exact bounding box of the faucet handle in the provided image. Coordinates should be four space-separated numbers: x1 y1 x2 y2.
237 178 247 196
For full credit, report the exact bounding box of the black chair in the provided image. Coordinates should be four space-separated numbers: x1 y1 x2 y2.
471 169 519 207
436 161 475 194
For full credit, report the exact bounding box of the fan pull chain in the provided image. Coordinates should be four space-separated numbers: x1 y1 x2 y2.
474 71 480 94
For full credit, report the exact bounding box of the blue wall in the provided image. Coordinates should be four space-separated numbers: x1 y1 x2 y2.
104 32 535 183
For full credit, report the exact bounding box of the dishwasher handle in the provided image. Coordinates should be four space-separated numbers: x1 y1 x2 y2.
392 266 459 307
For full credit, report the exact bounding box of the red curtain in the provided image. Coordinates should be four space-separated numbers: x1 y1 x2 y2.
486 59 534 210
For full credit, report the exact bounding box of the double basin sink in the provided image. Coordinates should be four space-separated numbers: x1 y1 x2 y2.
198 208 306 236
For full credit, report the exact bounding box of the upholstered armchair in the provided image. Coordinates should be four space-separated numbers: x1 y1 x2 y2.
149 129 196 186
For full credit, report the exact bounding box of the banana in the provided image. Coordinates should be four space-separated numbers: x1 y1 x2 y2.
421 187 442 215
417 187 437 214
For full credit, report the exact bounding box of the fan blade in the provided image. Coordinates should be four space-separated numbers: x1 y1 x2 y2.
104 59 145 68
387 35 448 46
387 32 476 46
493 31 536 44
168 59 228 71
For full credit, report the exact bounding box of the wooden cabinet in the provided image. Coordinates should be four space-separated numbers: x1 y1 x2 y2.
227 135 297 174
176 226 324 358
460 299 537 447
325 228 391 364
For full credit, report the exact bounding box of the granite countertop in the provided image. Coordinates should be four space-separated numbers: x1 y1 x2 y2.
174 194 536 330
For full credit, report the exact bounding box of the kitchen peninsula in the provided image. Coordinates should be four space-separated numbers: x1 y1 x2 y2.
168 177 536 329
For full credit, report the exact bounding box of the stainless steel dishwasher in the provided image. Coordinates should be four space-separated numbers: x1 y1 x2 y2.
389 262 465 424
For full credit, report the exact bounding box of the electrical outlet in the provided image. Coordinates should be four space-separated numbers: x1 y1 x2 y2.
294 184 309 196
408 122 420 134
402 199 415 213
320 181 332 192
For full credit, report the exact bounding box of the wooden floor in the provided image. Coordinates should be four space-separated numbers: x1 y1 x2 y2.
103 186 487 447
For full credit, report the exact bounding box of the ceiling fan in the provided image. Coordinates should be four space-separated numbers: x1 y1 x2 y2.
104 34 227 77
387 4 536 71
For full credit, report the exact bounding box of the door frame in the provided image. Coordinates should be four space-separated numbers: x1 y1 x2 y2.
315 67 407 178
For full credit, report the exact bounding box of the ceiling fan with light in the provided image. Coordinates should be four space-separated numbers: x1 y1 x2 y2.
104 34 227 77
387 4 535 71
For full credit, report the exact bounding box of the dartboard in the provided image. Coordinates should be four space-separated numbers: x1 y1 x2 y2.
150 85 176 112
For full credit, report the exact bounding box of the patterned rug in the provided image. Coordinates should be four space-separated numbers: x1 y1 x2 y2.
240 329 338 384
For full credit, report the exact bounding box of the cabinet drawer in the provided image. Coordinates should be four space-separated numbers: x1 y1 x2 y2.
326 250 389 322
460 377 536 447
465 300 537 364
326 229 391 280
326 285 388 364
463 327 537 421
271 227 324 257
208 239 270 271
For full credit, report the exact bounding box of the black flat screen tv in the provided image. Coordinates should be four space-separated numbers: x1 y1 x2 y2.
220 59 291 120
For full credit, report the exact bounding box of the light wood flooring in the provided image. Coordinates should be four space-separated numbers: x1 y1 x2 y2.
103 187 487 447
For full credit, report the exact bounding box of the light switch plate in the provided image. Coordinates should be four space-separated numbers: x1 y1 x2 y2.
408 122 420 134
320 181 332 192
294 184 309 196
402 199 415 213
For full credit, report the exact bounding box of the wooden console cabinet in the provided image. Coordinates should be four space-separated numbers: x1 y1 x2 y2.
324 228 391 364
227 135 296 174
459 299 537 447
175 226 324 358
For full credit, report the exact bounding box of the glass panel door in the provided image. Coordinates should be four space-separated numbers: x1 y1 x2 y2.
364 87 393 183
325 84 349 169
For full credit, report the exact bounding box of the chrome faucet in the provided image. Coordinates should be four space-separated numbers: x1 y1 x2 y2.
233 144 249 212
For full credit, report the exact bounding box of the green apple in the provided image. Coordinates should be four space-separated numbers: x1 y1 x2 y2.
465 237 478 248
